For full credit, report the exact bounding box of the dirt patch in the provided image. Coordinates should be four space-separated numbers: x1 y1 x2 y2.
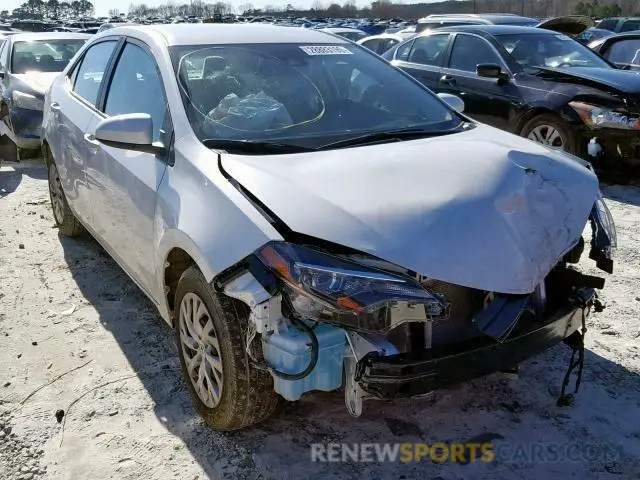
1 161 640 479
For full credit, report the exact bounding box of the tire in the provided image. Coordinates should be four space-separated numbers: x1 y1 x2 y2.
47 153 84 237
520 113 576 154
175 266 278 430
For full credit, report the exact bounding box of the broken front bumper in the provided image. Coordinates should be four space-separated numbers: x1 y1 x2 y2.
580 128 640 180
356 288 595 399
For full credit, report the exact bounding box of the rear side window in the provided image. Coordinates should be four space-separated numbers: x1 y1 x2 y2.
408 34 450 66
621 20 640 32
449 35 502 71
381 39 400 54
392 39 414 61
73 40 117 106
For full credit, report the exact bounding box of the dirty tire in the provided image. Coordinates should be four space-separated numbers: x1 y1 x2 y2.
520 113 576 154
47 155 84 237
175 266 278 431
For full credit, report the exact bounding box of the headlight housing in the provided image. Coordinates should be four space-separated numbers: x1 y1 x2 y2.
12 90 45 111
256 242 448 332
569 101 640 131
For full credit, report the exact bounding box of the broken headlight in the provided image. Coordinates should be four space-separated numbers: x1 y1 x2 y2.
569 101 640 131
256 242 447 332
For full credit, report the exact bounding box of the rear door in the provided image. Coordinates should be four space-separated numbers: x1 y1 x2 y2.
391 33 452 91
49 38 119 225
438 33 520 130
84 38 171 296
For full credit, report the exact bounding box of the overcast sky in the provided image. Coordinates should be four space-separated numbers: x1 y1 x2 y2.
4 0 420 18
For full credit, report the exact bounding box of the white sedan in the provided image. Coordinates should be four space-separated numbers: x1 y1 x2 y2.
43 24 615 430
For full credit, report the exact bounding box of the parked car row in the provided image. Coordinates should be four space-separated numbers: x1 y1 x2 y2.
350 20 640 180
0 23 620 431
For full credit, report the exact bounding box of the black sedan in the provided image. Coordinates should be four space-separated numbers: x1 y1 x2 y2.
590 32 640 70
383 25 640 177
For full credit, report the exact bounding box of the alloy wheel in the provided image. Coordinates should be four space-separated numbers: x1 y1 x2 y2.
179 293 224 408
48 164 65 225
527 125 565 150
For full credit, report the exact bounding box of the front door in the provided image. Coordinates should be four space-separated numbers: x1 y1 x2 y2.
438 33 519 131
84 40 171 298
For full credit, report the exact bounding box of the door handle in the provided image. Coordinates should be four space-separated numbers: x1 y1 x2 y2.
440 75 456 85
50 102 61 111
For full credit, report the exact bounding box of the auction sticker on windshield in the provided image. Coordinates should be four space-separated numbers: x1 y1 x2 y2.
300 46 353 55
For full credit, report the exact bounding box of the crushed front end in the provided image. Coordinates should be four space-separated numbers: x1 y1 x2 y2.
215 193 616 416
571 100 640 182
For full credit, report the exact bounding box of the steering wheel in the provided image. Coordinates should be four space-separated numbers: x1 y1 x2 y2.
557 62 573 68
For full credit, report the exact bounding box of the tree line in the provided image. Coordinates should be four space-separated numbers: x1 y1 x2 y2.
4 0 640 21
6 0 94 19
129 0 640 20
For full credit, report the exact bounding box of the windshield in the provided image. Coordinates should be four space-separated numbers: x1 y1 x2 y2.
171 43 462 150
496 33 611 70
11 39 85 73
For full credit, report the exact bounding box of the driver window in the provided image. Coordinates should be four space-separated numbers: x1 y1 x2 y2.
104 42 168 143
449 35 502 72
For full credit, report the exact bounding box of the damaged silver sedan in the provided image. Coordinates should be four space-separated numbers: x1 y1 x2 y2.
43 24 616 430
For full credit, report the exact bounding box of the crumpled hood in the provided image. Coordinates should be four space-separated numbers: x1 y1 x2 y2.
538 66 640 93
221 124 599 294
13 72 59 95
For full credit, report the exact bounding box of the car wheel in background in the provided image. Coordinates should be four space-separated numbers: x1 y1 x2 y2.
521 113 576 154
175 266 278 431
47 150 84 237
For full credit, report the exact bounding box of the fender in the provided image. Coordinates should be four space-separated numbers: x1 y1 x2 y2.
154 136 283 324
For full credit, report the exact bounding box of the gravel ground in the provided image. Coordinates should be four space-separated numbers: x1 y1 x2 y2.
1 159 640 480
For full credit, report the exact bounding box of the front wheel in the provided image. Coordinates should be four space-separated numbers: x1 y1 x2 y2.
175 266 278 431
47 156 84 237
520 114 576 154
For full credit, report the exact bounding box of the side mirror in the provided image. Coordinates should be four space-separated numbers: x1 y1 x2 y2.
94 113 164 155
477 63 509 84
437 93 465 113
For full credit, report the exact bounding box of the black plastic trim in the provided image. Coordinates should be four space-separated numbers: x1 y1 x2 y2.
357 288 595 399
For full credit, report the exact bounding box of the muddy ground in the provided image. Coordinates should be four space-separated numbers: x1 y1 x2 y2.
1 159 640 480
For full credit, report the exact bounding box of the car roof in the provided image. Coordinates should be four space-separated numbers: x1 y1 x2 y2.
8 32 91 42
105 24 348 46
322 27 364 33
435 24 554 36
418 14 537 24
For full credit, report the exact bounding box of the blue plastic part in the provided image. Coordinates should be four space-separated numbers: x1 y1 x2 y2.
262 323 347 401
